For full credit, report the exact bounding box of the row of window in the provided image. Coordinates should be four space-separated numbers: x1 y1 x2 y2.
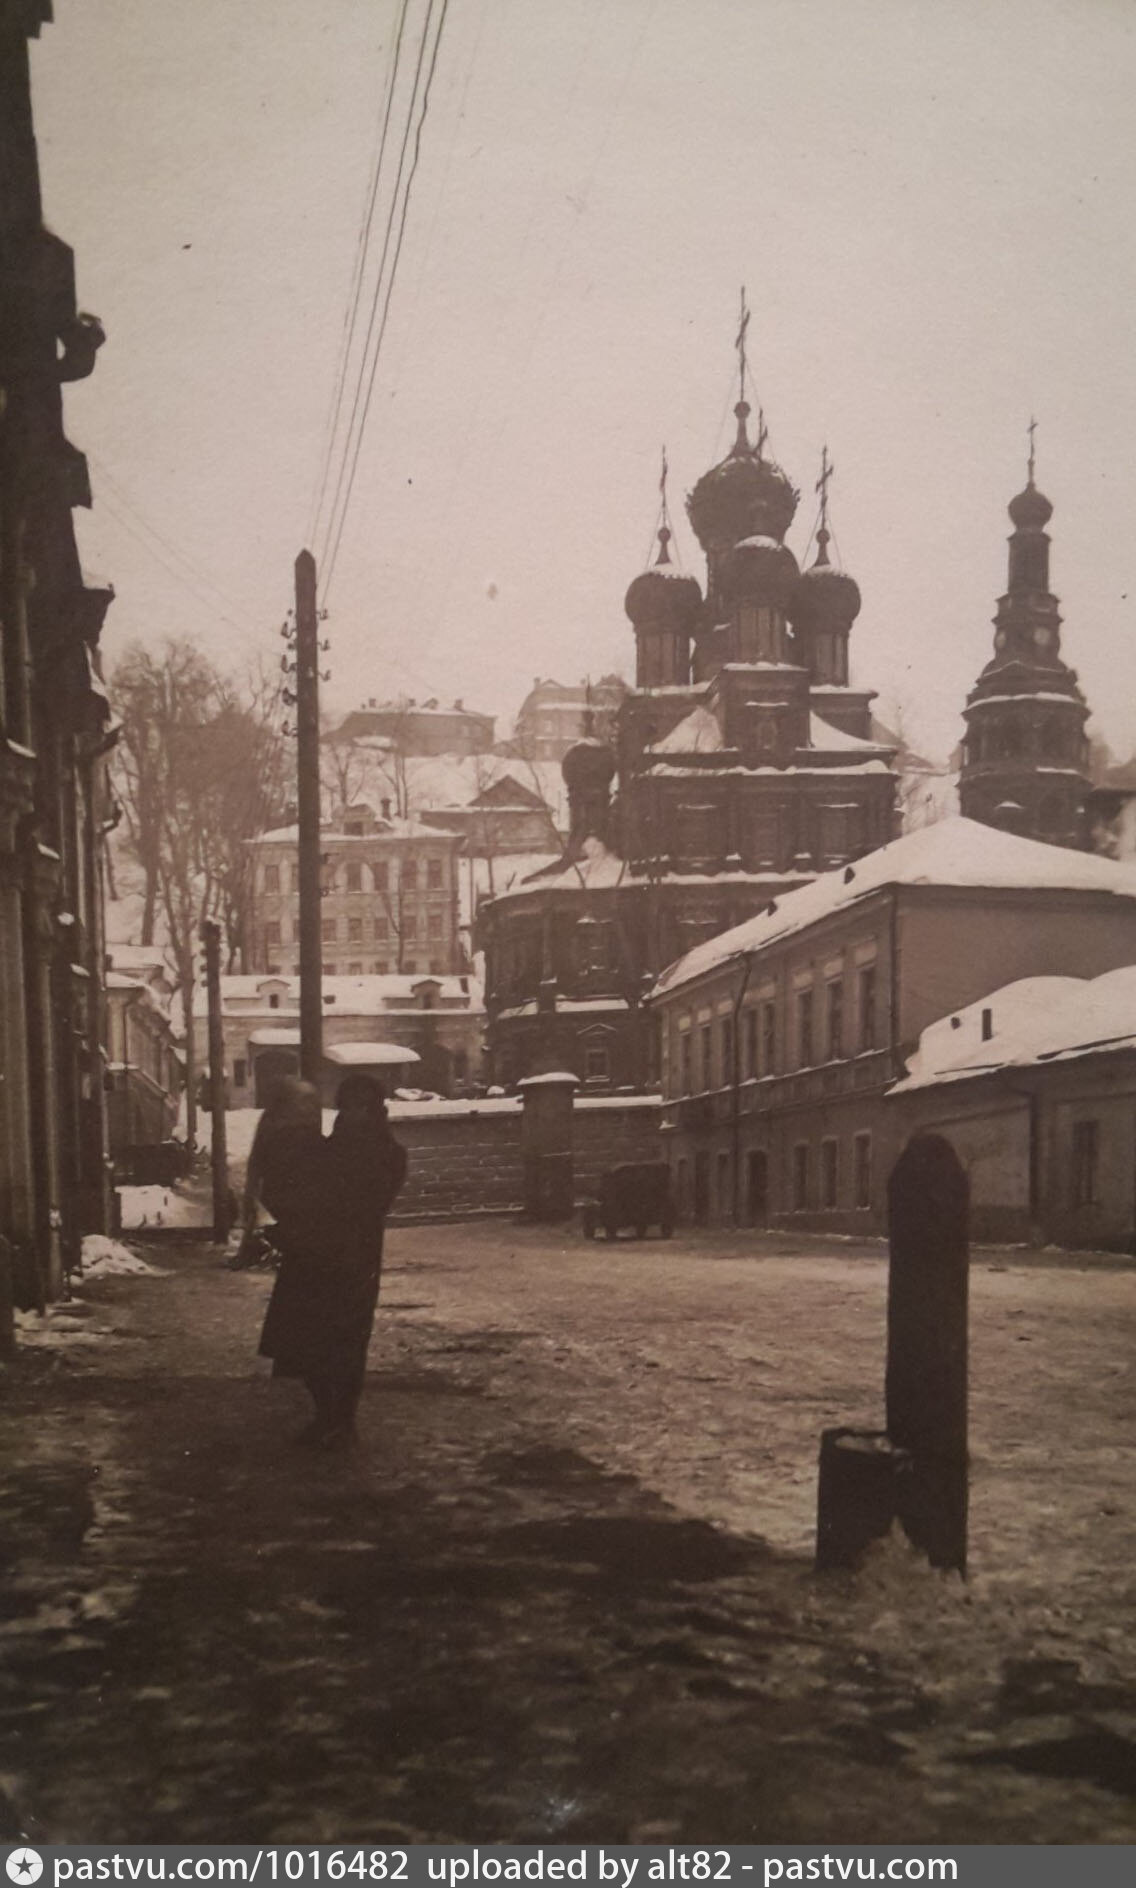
673 964 879 1094
675 1132 875 1222
263 959 448 979
964 720 1087 767
264 911 447 948
261 857 447 895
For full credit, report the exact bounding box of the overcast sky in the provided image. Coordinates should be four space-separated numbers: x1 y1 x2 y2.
31 0 1136 762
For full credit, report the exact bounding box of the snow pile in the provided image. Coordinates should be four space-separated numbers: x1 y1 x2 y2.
117 1185 208 1230
14 1305 105 1348
81 1235 160 1277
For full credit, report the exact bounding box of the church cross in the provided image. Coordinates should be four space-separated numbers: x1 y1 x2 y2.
735 286 750 404
816 444 834 528
1027 415 1038 484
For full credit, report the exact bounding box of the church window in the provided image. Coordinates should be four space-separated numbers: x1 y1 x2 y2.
1000 722 1023 759
584 1043 610 1083
1041 721 1066 761
753 809 779 866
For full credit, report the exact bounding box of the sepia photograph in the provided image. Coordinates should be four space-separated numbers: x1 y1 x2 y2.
2 0 1136 1855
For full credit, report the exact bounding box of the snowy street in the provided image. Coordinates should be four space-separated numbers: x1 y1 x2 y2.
1 1223 1134 1844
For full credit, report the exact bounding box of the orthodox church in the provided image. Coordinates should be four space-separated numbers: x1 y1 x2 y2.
958 432 1093 848
478 319 900 1088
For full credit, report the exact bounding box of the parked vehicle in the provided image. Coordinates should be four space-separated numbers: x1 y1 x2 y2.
582 1161 674 1240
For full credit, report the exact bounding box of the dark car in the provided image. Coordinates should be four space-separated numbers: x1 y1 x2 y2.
582 1161 674 1240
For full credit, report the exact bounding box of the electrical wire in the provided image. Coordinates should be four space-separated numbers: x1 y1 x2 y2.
320 0 451 604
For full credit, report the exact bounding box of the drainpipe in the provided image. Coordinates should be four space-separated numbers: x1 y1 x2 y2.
731 952 754 1225
888 888 902 1079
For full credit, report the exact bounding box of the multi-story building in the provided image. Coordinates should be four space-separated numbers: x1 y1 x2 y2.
509 676 629 763
959 447 1093 846
104 971 182 1156
1 4 116 1320
648 816 1136 1231
247 801 465 979
478 358 899 1090
192 972 484 1105
334 696 495 756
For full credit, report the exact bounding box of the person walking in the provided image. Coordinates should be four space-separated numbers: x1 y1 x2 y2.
253 1079 337 1443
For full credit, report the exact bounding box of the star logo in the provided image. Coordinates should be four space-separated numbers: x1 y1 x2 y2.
6 1853 43 1885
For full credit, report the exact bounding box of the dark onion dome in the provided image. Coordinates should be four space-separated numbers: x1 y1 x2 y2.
561 729 616 795
722 534 800 608
787 529 862 633
624 526 703 628
686 401 799 551
1008 480 1053 530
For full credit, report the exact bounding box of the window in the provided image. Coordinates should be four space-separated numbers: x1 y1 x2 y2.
853 1133 872 1210
268 993 280 1011
348 917 363 942
403 913 418 941
584 1043 610 1082
859 965 878 1051
374 863 389 892
347 961 362 975
744 1008 758 1079
344 820 364 838
1071 1120 1099 1207
792 1143 810 1211
826 980 843 1060
720 1017 734 1085
680 1031 693 1095
322 918 336 943
402 860 418 890
264 864 280 893
323 963 337 976
761 1001 776 1074
427 858 443 889
796 988 813 1067
375 917 389 941
265 921 281 946
233 1059 247 1089
821 1138 839 1209
428 911 443 940
753 810 779 867
716 1151 731 1218
403 959 416 974
346 863 362 892
374 960 389 975
700 1022 713 1090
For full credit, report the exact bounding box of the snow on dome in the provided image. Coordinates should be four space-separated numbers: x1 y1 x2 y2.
650 816 1136 998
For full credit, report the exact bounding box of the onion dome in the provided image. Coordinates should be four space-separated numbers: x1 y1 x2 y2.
624 526 703 628
722 534 800 609
562 725 616 797
686 401 799 552
1008 481 1053 530
787 527 862 634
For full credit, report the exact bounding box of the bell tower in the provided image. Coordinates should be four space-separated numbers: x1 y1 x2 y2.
959 425 1091 848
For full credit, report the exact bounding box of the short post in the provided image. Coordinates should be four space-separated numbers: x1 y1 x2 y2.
201 920 231 1246
518 1071 579 1221
816 1132 969 1575
886 1132 969 1574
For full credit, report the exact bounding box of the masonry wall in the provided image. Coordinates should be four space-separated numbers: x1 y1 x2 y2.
388 1097 662 1222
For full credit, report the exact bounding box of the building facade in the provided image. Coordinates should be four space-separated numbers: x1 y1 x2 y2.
1 3 115 1320
958 451 1092 846
334 696 495 756
891 967 1136 1251
248 801 465 979
509 676 629 763
479 376 899 1090
648 818 1136 1232
104 971 182 1158
193 972 484 1106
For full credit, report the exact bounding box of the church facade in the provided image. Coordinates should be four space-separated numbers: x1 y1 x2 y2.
478 365 900 1090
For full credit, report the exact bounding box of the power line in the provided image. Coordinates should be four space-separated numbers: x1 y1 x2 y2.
320 0 452 604
307 0 414 552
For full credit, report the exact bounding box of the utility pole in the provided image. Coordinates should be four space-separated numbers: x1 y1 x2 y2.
295 548 323 1084
201 919 231 1244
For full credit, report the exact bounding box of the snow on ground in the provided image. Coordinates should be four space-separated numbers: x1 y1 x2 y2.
117 1184 211 1230
81 1235 163 1278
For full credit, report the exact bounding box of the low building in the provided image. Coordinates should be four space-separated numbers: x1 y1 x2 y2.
890 967 1136 1250
104 971 182 1157
193 972 485 1106
248 802 465 978
648 816 1136 1231
334 696 495 756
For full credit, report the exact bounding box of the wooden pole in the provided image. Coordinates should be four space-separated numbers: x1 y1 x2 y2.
201 918 231 1243
295 548 323 1085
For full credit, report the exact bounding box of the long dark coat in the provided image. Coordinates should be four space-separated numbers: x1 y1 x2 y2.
257 1117 407 1386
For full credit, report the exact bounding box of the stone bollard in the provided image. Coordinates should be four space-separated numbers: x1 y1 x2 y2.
816 1132 970 1575
517 1071 579 1221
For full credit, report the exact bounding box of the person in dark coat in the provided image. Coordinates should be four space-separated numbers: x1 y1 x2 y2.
257 1072 406 1448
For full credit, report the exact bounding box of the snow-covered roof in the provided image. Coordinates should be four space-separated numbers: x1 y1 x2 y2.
808 713 891 754
215 972 482 1016
651 816 1136 999
248 1027 302 1047
891 965 1136 1093
324 1041 421 1066
648 704 724 755
516 836 628 893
